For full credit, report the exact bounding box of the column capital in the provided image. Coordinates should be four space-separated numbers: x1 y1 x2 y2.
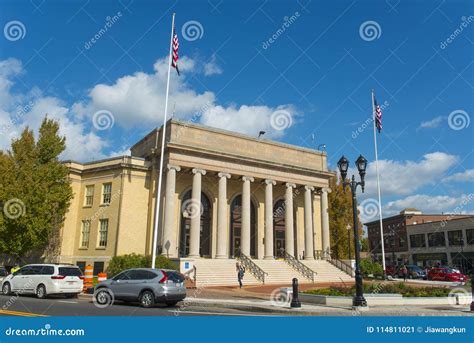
321 187 331 194
218 172 231 179
242 176 254 182
192 168 207 175
285 183 296 189
304 185 314 191
167 164 181 172
264 179 276 186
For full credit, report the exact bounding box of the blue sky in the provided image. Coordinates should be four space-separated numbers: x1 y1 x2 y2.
0 0 473 219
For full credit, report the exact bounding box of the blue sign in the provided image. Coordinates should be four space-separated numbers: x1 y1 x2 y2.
184 262 189 269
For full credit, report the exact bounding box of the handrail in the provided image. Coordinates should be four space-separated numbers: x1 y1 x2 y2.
283 252 316 282
328 257 355 277
238 252 267 284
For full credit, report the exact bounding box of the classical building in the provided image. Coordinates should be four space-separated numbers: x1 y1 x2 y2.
366 209 474 272
58 120 351 284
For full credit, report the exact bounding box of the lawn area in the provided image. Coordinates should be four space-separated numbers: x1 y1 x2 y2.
304 282 458 297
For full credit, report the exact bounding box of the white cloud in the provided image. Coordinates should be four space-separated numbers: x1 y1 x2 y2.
0 59 107 161
360 152 459 198
203 55 223 76
383 193 474 216
419 116 445 129
442 169 474 183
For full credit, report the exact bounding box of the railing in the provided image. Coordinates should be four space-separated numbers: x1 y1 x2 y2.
328 258 355 277
239 253 267 284
284 252 316 282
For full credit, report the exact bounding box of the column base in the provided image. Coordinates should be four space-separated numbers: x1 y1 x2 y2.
263 256 274 260
187 254 200 258
215 255 228 259
304 256 314 260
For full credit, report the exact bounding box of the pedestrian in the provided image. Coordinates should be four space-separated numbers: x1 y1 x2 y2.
401 265 408 282
237 266 245 288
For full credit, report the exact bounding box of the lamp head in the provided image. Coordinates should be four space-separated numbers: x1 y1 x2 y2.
337 155 349 181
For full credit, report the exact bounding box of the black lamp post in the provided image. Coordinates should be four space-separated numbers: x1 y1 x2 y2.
337 154 368 308
347 224 352 260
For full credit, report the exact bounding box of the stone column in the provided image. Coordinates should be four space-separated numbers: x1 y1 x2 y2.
216 172 231 258
321 187 331 259
285 183 296 257
264 179 276 259
304 185 314 260
162 165 180 257
241 176 254 256
188 168 206 258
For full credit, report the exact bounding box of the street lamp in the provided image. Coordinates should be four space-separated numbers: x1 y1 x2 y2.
347 224 352 260
337 154 368 308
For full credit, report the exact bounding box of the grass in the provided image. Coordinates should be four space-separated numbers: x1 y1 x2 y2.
304 282 455 297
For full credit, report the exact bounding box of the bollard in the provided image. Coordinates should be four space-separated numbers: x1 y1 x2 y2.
471 273 474 312
83 264 93 292
290 278 301 308
97 272 107 283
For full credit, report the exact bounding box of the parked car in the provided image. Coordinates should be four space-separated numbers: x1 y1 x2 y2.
397 265 427 279
427 267 468 282
385 265 399 277
0 267 9 283
94 268 186 308
1 264 84 298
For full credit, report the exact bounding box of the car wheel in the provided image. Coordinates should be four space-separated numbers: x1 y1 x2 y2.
94 289 113 306
2 282 11 295
139 290 155 308
165 301 178 307
36 284 47 299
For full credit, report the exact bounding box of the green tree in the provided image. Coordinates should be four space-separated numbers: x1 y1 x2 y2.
0 117 73 262
328 176 363 259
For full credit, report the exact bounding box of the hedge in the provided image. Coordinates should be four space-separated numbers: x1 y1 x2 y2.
106 253 178 277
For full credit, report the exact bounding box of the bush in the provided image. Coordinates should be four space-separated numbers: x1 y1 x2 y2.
106 253 177 277
360 258 384 277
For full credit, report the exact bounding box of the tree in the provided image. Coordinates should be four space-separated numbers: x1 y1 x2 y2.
328 176 363 260
0 117 73 262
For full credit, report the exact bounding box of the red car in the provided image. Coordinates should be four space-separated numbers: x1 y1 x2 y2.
427 267 468 282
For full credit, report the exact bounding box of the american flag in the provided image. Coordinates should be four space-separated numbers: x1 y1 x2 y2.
374 95 382 133
171 30 180 76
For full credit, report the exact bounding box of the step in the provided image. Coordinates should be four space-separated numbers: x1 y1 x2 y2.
191 259 261 287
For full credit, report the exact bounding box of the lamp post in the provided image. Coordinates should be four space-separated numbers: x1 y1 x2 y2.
347 224 352 260
337 155 368 308
389 228 396 266
460 238 465 274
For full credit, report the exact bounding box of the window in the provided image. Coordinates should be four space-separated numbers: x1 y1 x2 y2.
102 183 112 204
93 262 105 275
40 266 54 275
410 234 426 248
98 219 108 247
80 220 91 248
76 261 86 273
428 232 445 247
466 229 474 245
448 230 463 246
84 185 94 206
129 270 157 280
59 267 82 277
113 270 131 281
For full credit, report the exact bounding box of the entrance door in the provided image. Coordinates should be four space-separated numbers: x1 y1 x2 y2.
275 238 285 258
233 236 241 257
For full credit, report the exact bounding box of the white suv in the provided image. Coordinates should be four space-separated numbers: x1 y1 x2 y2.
1 264 84 299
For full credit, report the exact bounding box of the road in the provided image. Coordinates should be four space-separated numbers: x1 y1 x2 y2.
0 294 278 317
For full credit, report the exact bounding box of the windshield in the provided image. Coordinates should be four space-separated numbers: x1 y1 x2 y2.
59 267 82 277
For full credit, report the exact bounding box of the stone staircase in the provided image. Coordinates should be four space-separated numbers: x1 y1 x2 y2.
192 259 261 287
253 259 307 286
301 260 354 283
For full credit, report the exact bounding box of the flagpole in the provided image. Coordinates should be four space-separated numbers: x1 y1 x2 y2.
152 12 176 269
371 89 386 278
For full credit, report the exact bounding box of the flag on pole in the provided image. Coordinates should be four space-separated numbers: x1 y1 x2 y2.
374 95 382 132
171 30 180 75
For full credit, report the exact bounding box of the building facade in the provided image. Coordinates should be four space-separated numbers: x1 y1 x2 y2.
366 209 474 271
58 120 334 273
